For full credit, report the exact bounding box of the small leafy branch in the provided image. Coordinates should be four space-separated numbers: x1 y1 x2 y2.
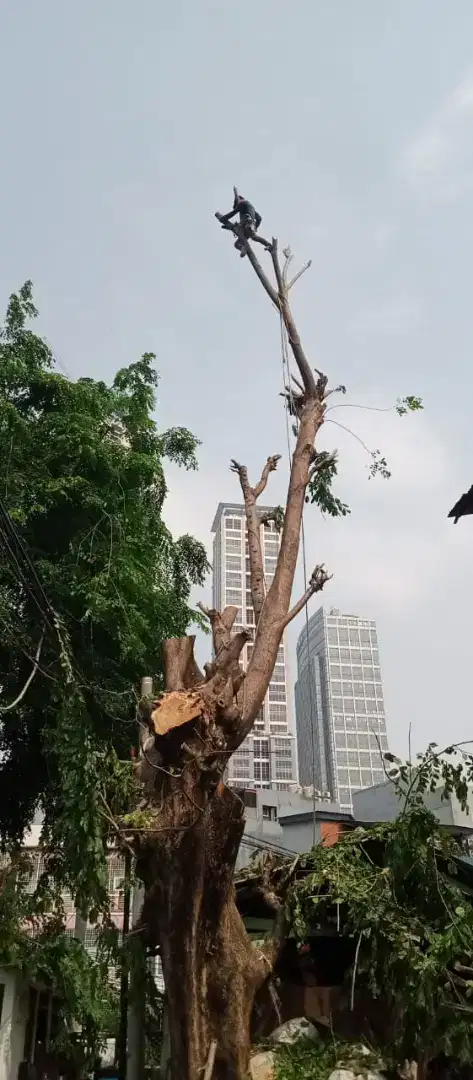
307 394 423 515
306 451 351 517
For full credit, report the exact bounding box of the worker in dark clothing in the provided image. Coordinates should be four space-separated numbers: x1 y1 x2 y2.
217 194 271 256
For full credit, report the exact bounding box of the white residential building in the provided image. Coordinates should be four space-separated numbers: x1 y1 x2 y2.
211 502 298 790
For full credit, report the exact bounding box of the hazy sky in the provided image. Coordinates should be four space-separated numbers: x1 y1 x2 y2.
2 1 473 757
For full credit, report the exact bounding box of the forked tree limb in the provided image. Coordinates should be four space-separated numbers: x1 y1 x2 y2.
197 603 238 655
230 456 281 626
280 565 332 629
253 454 281 498
215 209 331 743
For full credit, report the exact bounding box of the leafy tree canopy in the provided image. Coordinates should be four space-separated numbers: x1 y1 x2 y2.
0 282 209 911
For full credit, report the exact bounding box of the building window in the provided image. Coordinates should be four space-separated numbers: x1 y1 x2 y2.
226 573 242 588
275 765 293 779
226 537 241 552
270 703 287 721
226 554 242 568
226 593 242 608
254 761 270 782
262 805 278 822
253 739 269 757
271 665 285 683
225 517 242 530
269 686 286 702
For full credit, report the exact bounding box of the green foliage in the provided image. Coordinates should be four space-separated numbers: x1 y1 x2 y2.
0 281 209 906
395 395 424 417
0 857 118 1069
287 748 473 1066
306 452 351 518
368 450 391 480
308 394 423 515
274 1036 383 1080
274 1036 337 1080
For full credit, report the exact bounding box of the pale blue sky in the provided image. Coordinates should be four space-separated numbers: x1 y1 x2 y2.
2 1 473 756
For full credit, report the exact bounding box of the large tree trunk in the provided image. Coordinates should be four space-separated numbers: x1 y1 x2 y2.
135 778 268 1080
126 230 331 1079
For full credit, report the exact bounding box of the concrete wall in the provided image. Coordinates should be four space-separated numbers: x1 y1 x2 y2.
275 819 322 853
0 968 28 1080
352 778 457 826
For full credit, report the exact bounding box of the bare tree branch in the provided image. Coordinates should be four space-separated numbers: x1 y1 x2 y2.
0 628 45 713
270 239 318 397
215 204 328 745
288 260 312 290
197 603 238 654
281 565 332 629
253 454 281 498
230 456 281 626
238 235 280 308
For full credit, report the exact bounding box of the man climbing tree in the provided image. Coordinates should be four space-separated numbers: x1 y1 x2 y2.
216 187 271 256
128 196 422 1079
128 202 342 1080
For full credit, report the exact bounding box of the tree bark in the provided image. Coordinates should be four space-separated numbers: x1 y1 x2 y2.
134 764 270 1080
128 223 332 1078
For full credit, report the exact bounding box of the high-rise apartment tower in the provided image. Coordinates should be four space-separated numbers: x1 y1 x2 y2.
211 503 298 790
295 606 388 810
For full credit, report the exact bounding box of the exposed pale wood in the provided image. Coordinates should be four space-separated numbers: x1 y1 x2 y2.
151 691 206 736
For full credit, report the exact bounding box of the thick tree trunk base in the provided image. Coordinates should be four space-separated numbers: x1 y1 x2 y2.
137 784 266 1080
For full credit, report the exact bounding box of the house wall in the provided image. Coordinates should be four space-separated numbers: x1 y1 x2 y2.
352 779 456 826
276 819 323 853
0 968 28 1080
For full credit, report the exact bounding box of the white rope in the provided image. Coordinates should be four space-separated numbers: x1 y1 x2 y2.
278 305 319 847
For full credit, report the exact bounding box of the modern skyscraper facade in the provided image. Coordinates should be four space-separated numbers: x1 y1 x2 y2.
211 502 298 790
294 606 388 810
